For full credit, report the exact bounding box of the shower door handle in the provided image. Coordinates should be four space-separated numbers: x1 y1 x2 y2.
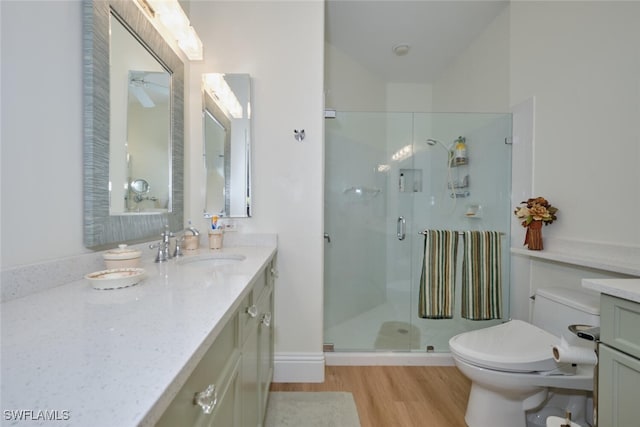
397 216 406 240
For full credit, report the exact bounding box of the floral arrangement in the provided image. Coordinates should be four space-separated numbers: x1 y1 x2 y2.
514 197 558 250
514 197 558 227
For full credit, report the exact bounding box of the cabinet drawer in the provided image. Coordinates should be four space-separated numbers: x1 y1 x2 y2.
600 294 640 359
157 315 240 427
598 344 640 427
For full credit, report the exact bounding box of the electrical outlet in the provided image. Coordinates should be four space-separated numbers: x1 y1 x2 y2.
223 221 238 232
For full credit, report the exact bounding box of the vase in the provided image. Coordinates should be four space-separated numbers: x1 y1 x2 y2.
524 220 543 250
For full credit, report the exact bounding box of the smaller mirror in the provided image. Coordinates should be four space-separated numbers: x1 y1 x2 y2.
130 178 150 196
202 73 252 218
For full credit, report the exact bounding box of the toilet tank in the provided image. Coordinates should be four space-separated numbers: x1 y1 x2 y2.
531 287 600 338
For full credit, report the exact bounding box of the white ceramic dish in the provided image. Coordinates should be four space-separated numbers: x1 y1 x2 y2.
85 268 146 290
103 244 142 269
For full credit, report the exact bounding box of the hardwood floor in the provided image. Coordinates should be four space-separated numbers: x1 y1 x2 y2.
270 365 471 427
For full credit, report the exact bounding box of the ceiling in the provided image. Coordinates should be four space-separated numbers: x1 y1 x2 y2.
325 0 509 84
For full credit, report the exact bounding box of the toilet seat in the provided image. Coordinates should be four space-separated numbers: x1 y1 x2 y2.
449 320 560 373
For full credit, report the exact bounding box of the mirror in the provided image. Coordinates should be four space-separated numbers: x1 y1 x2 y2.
110 11 171 214
202 73 252 218
83 0 184 248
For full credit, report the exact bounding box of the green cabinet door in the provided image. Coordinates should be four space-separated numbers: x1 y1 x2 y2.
598 344 640 427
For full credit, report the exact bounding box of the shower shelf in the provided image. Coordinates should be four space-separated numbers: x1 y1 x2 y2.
448 152 469 167
448 175 469 190
450 191 470 198
343 186 381 198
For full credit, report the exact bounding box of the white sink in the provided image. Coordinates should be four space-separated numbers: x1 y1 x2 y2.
177 253 246 266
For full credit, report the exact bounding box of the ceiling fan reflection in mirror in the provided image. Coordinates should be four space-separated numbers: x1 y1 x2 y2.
128 70 169 108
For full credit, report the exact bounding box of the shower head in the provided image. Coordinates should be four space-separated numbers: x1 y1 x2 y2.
425 138 451 152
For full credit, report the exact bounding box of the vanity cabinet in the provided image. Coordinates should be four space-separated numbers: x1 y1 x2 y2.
597 294 640 427
157 257 276 427
156 313 241 427
240 257 276 427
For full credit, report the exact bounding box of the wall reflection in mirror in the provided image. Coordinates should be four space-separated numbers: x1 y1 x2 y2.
202 73 252 218
109 14 171 214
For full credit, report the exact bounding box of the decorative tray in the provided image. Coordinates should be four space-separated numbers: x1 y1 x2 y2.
85 268 146 290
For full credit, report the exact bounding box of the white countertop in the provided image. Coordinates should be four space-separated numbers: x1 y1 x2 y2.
1 244 276 427
582 278 640 303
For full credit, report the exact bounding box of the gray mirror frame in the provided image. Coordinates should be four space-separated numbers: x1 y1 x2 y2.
83 0 184 248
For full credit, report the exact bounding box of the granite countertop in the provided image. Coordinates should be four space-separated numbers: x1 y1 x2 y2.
582 278 640 303
1 244 276 427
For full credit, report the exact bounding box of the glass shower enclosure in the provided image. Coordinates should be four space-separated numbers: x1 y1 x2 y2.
324 112 512 353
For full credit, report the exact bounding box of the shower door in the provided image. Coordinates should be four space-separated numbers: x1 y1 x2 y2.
324 112 416 352
324 112 512 353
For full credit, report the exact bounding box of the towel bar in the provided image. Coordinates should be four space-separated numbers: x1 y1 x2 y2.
418 230 506 236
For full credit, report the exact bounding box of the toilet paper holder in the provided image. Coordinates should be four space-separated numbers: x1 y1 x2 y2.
568 324 600 341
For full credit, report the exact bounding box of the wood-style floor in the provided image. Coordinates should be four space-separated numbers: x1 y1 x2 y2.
270 365 471 427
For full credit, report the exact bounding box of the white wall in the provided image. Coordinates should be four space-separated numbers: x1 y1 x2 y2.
433 2 640 320
510 1 640 312
188 1 325 382
386 83 432 112
1 1 190 269
510 1 640 246
1 1 88 268
324 43 386 111
432 6 510 113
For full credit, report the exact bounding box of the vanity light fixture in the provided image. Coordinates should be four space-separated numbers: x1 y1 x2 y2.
138 0 203 61
203 73 243 119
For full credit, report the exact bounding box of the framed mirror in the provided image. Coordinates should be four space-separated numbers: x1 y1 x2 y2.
83 0 184 248
202 73 252 218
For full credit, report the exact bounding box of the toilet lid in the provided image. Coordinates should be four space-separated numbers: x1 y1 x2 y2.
449 320 560 372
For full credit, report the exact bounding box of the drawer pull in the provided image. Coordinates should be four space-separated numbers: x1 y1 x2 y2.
261 312 272 327
194 384 218 414
270 268 279 278
246 305 258 318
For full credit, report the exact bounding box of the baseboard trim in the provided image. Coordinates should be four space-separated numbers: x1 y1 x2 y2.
273 352 325 383
324 351 455 366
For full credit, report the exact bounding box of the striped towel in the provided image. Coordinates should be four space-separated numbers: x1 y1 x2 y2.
418 230 459 319
461 231 503 320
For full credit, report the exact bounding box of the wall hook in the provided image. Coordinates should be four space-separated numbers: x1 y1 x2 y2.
294 129 305 142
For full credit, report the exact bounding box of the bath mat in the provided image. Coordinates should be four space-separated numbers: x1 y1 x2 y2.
264 392 361 427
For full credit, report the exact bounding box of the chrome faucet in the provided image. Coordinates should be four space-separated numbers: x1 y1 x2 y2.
149 228 173 263
173 235 184 258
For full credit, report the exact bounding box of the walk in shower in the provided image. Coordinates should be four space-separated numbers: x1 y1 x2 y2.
324 111 512 354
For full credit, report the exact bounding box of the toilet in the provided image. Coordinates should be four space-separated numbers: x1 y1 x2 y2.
449 287 600 427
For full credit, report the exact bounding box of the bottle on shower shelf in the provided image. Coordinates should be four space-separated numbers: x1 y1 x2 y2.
453 136 467 165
